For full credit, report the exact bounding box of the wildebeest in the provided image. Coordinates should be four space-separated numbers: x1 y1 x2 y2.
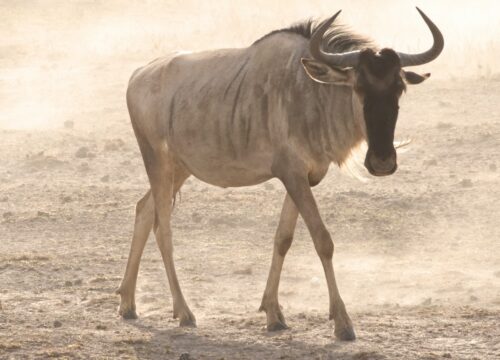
116 8 443 340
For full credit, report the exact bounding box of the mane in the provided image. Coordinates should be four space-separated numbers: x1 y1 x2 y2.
253 18 373 52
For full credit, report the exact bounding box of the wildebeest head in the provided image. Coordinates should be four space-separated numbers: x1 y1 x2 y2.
301 8 443 176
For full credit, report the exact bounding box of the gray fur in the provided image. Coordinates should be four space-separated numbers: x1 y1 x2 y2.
127 32 366 188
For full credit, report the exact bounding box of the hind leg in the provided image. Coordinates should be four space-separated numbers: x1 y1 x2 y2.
117 165 190 319
158 161 192 324
117 190 154 319
144 146 195 327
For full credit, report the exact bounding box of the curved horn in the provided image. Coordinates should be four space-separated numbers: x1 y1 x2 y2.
309 10 361 68
397 7 444 67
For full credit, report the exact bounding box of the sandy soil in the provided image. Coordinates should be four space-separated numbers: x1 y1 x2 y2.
1 2 500 359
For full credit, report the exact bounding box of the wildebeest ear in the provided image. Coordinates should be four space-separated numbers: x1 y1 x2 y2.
301 58 354 86
402 70 431 84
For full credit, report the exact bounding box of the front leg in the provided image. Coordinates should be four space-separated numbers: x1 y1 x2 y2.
260 193 299 331
273 157 355 341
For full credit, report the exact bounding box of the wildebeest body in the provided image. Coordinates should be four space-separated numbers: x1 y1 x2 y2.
127 33 365 188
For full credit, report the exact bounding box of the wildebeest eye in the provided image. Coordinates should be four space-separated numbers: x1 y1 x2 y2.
394 79 406 96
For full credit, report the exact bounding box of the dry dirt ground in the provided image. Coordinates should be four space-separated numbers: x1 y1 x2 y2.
1 16 500 360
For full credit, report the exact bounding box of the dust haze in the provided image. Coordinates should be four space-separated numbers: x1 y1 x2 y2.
0 1 499 359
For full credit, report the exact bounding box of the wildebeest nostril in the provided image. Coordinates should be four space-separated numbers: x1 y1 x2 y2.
372 157 394 172
367 151 397 174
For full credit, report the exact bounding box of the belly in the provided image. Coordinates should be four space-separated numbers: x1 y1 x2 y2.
188 162 273 188
167 114 276 188
160 51 281 187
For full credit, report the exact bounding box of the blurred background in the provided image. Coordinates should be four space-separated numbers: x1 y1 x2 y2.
1 0 499 129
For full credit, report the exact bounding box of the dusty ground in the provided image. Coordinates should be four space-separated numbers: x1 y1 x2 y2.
1 2 500 359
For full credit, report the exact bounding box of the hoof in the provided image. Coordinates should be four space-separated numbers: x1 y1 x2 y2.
176 308 197 328
120 309 138 320
179 316 197 328
334 326 356 341
260 303 288 332
267 321 289 332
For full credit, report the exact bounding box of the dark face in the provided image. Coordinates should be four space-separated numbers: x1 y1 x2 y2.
354 49 406 176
